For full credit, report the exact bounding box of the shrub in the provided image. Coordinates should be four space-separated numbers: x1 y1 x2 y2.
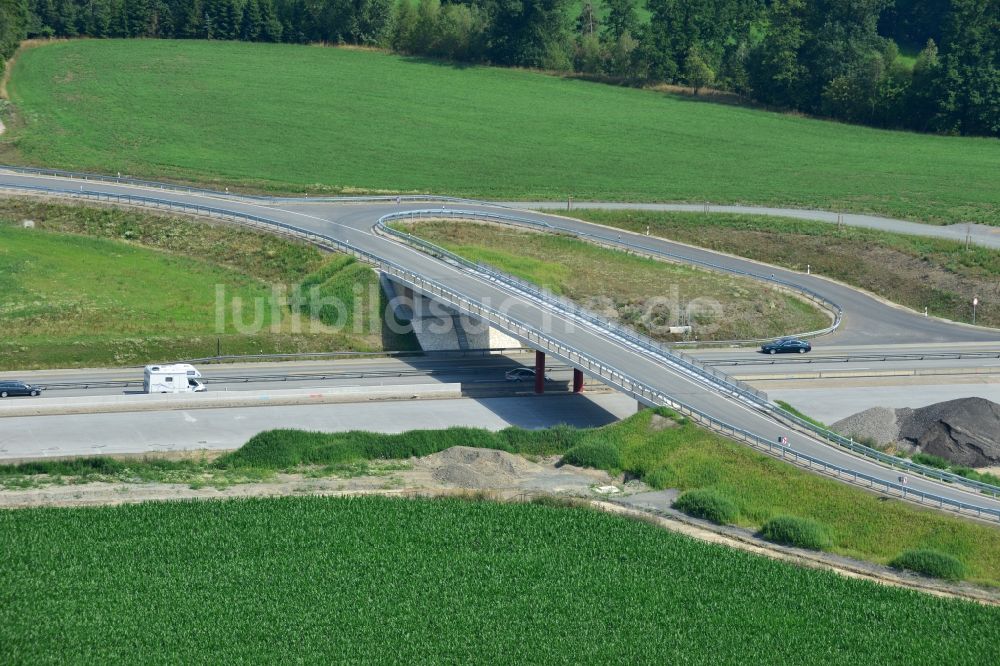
643 467 676 490
760 516 832 551
0 457 127 477
912 453 950 469
672 489 739 525
951 467 1000 486
889 549 966 581
561 441 622 471
215 429 361 469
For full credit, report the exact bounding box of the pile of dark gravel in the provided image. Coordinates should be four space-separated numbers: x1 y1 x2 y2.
833 397 1000 468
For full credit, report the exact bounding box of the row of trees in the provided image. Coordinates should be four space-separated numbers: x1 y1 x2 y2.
1 0 997 137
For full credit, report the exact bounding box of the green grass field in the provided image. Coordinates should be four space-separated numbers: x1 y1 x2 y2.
0 200 414 368
573 210 1000 328
5 409 999 586
1 495 997 663
395 220 829 340
5 40 1000 224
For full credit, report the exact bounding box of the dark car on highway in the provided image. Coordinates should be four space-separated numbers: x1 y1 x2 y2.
505 368 553 382
0 381 43 397
760 337 812 355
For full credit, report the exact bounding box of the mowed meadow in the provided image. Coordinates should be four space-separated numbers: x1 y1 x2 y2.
0 200 413 368
4 39 1000 224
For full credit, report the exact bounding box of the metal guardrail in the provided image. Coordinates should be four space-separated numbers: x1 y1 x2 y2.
3 181 999 511
375 206 843 341
708 351 1000 366
376 210 769 403
0 164 498 206
373 209 1000 500
175 347 531 364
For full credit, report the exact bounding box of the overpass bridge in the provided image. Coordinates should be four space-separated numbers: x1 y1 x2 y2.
3 166 1000 521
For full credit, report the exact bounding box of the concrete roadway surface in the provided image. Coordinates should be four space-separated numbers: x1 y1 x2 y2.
7 345 1000 397
3 172 1000 515
4 355 585 398
4 345 1000 398
0 393 637 460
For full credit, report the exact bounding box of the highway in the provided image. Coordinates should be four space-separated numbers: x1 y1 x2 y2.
2 355 589 398
0 393 635 460
2 168 1000 517
4 349 999 432
4 346 1000 398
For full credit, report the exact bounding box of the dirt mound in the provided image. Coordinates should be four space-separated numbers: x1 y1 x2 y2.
419 446 543 489
832 406 901 448
897 398 1000 468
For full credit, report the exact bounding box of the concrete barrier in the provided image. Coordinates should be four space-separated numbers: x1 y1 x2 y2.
734 366 1000 382
0 384 463 418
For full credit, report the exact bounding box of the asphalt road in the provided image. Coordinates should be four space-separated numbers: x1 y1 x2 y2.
4 346 1000 398
504 201 1000 251
3 355 579 398
0 393 637 460
2 171 999 515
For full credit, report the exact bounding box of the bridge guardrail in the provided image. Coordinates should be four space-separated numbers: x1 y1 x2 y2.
0 164 496 206
380 207 843 339
372 209 1000 499
3 181 998 506
375 210 769 403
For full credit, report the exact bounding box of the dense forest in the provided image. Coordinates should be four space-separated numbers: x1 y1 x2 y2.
0 0 997 137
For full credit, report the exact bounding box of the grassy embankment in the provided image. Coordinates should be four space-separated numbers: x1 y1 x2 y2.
0 199 415 369
3 39 1000 224
2 495 997 662
572 210 1000 329
392 220 829 341
3 408 999 586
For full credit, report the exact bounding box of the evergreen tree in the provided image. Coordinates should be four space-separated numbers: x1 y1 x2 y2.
258 0 282 41
576 1 598 38
644 0 680 81
240 0 263 40
353 0 393 46
602 0 637 43
747 0 807 108
125 0 150 36
932 0 1000 136
0 0 28 61
907 38 940 131
487 0 573 68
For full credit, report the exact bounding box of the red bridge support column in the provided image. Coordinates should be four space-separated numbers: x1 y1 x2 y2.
534 351 546 394
572 368 584 394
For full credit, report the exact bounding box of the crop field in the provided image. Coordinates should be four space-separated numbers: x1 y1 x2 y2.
5 409 999 586
0 200 414 368
395 220 829 341
4 40 1000 224
572 210 1000 328
1 495 998 663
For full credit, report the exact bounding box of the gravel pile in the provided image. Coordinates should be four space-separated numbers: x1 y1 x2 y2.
420 446 543 489
832 406 904 448
898 397 1000 467
834 398 1000 467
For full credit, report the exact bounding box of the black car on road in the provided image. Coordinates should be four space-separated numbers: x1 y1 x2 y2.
0 381 43 397
760 338 812 355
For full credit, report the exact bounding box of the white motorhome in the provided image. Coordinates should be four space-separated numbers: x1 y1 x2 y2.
143 364 206 394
